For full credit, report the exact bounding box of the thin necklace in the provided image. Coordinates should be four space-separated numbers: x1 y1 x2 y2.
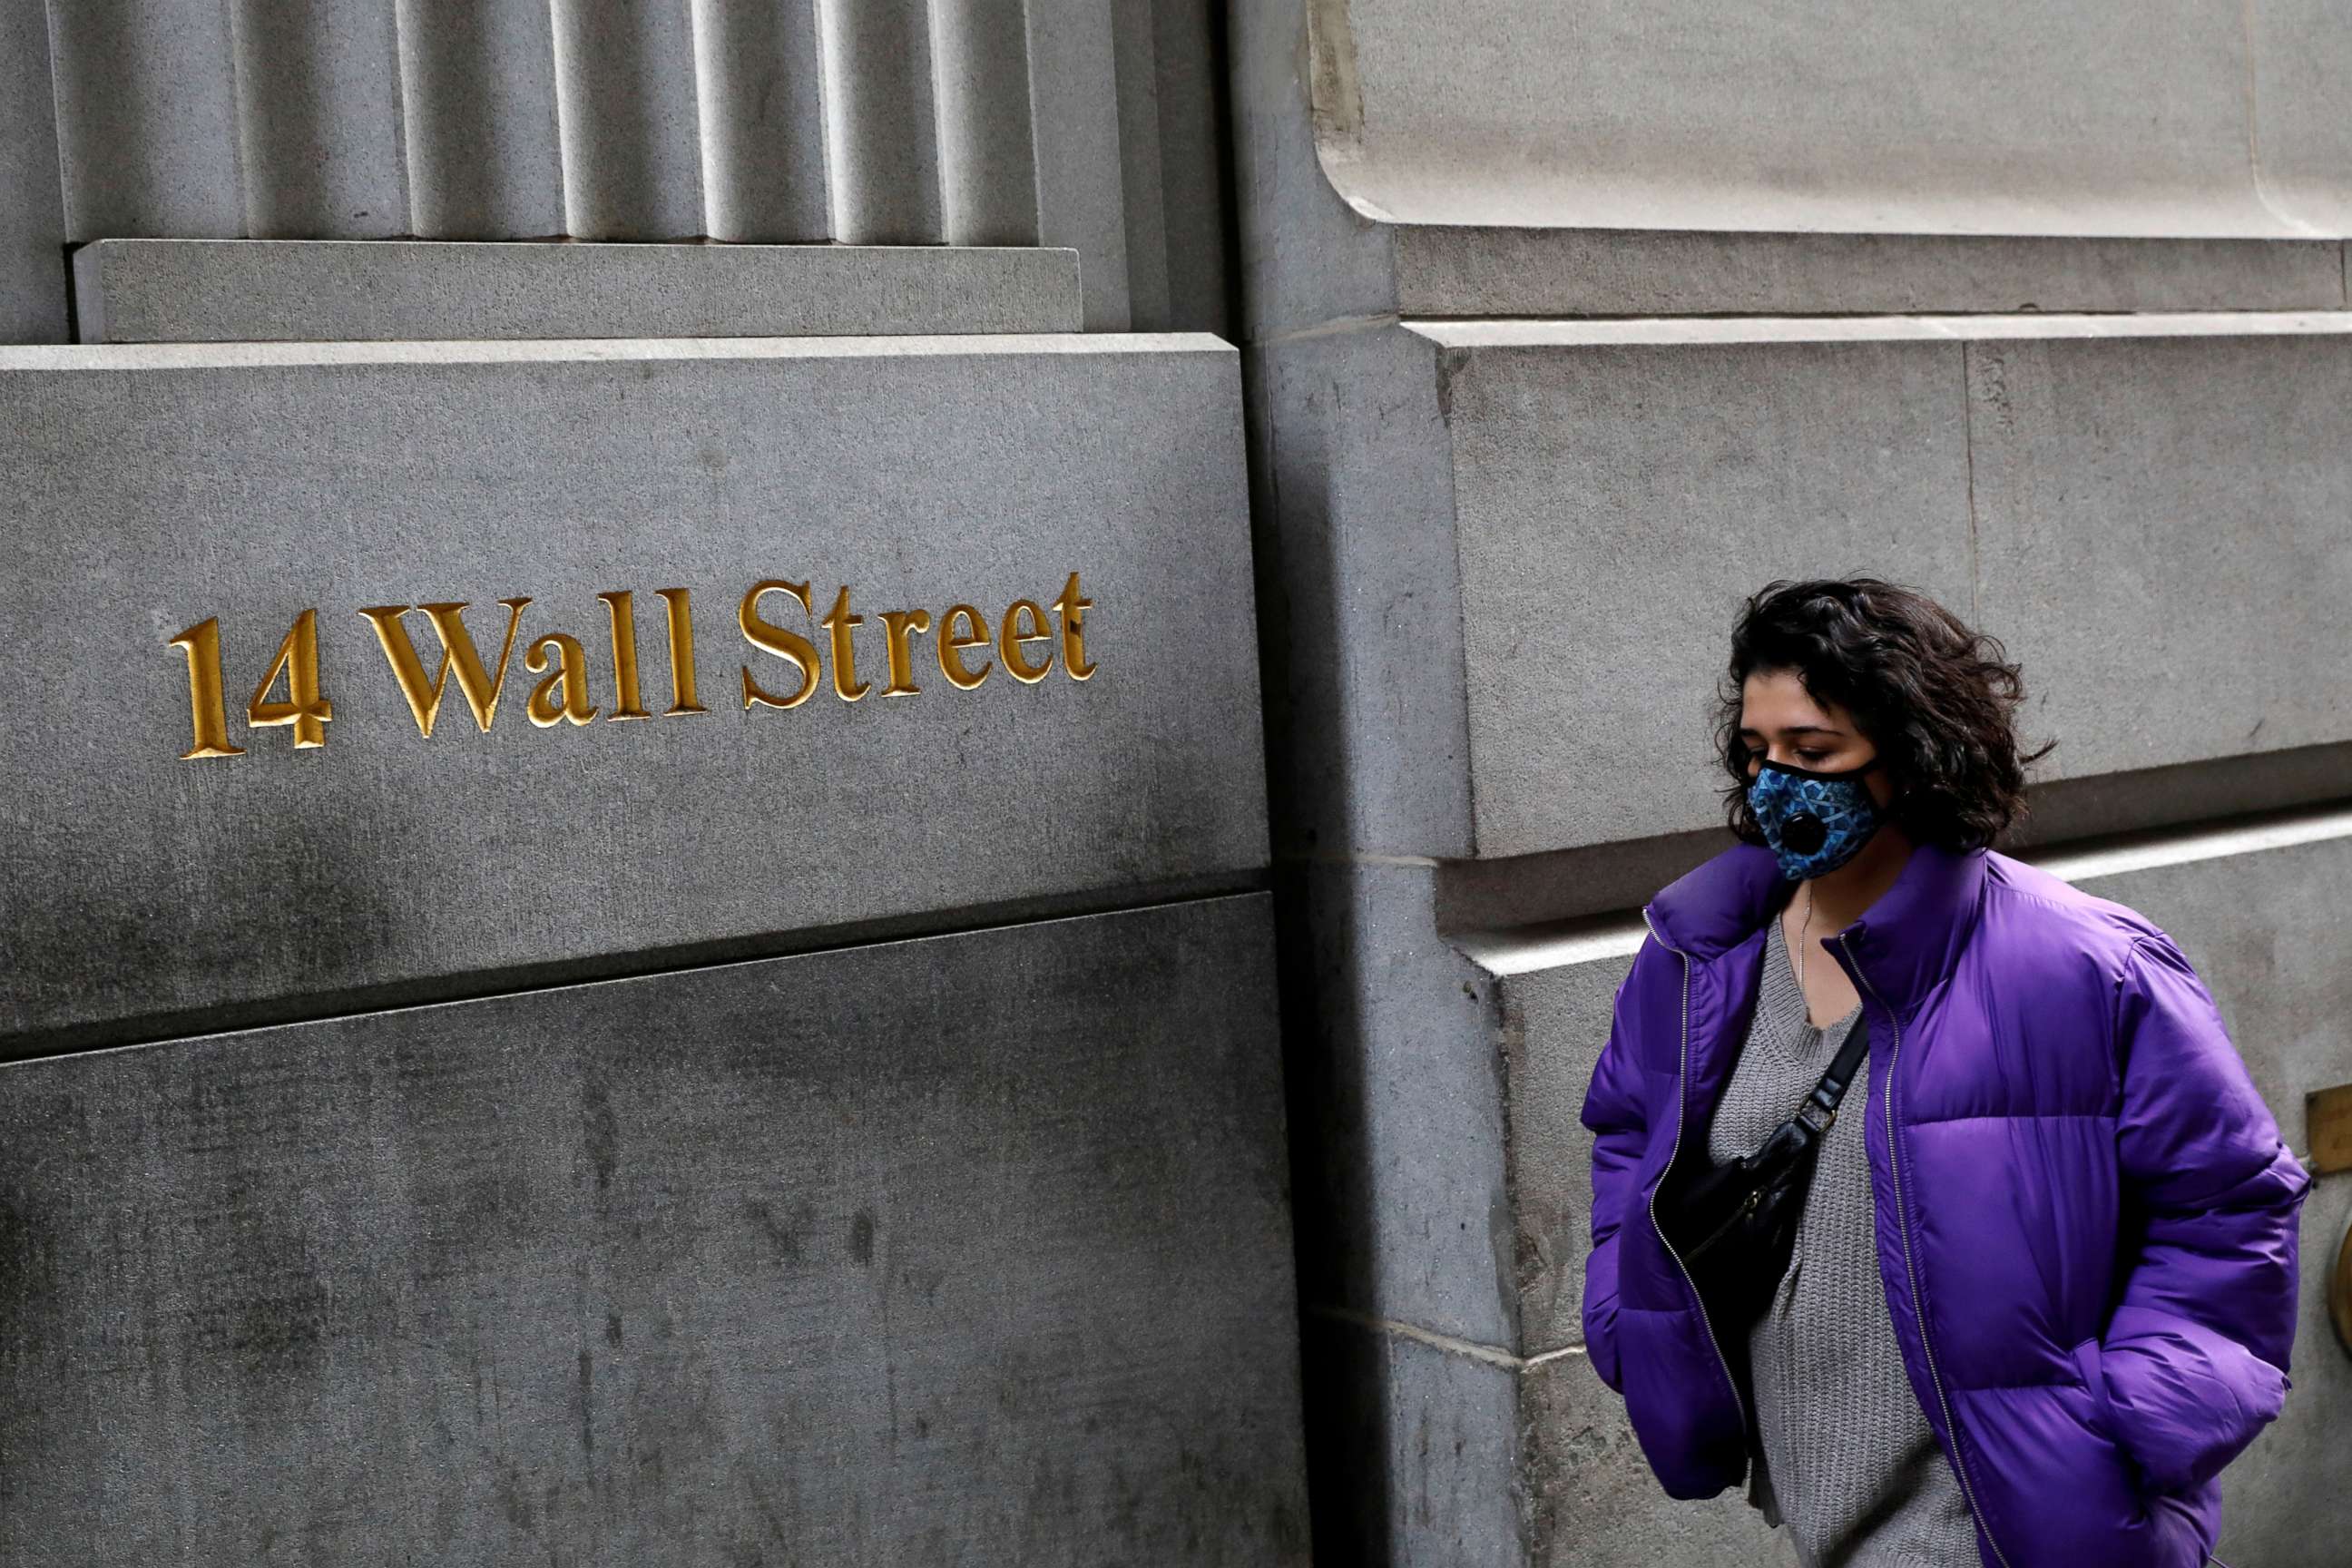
1795 882 1815 992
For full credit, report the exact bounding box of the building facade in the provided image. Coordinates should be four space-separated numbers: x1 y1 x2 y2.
1 3 2346 1564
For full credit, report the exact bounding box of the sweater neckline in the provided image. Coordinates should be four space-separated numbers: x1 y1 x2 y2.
1761 911 1863 1044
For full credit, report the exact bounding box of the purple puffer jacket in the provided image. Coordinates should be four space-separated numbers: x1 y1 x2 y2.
1580 838 2310 1568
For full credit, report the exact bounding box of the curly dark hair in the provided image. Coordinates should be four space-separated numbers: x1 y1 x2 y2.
1716 578 2053 852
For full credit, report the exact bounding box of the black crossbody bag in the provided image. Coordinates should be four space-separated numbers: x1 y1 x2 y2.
1656 1014 1870 1335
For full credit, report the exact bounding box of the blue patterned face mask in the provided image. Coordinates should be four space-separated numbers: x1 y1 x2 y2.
1747 756 1886 881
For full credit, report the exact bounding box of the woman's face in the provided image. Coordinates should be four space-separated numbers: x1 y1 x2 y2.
1738 668 1896 808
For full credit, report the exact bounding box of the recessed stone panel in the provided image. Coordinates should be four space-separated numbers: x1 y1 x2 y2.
1257 316 2352 865
0 335 1265 1050
0 894 1308 1567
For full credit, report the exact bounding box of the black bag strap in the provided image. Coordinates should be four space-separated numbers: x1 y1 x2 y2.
1792 1012 1871 1134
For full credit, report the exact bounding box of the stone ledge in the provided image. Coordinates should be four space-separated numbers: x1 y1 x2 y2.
70 239 1086 343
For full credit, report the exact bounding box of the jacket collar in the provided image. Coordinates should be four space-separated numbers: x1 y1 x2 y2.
1645 837 1988 1015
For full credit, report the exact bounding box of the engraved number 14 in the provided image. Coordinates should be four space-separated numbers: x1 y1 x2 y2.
167 610 334 760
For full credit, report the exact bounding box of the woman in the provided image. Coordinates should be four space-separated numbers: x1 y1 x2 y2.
1578 578 2308 1568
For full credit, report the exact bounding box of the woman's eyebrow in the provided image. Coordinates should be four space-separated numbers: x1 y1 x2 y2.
1739 722 1842 739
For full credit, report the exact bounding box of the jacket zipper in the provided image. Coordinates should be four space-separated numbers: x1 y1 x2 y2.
1839 933 2013 1568
1640 910 1749 1444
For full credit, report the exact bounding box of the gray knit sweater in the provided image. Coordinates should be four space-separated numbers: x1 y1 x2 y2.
1704 913 1980 1568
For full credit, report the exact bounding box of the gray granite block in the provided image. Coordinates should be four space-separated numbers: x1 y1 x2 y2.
1297 1312 1523 1566
1249 327 1475 861
1965 329 2352 784
72 240 1085 342
0 333 1263 1049
0 894 1310 1568
1431 324 1978 860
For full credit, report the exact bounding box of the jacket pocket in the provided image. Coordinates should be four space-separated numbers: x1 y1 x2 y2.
2077 1308 2290 1494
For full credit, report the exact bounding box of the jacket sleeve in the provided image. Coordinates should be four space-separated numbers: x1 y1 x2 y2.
1580 936 1664 1396
2092 932 2313 1493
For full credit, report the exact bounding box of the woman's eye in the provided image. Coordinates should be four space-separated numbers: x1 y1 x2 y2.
1796 750 1827 763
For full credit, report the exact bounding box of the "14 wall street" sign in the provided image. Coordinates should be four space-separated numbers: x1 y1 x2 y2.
164 573 1096 760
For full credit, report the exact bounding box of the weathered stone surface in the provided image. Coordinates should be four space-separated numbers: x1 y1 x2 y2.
1298 1313 1791 1568
1250 327 1474 860
6 2 1211 331
0 0 64 344
1297 1312 1523 1565
1522 1353 1798 1567
1279 861 1509 1347
1254 315 2352 865
1304 0 2348 238
0 334 1263 1050
0 894 1310 1567
72 240 1085 342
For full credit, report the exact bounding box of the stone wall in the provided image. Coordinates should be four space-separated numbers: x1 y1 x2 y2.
1235 2 2352 1563
0 318 1310 1563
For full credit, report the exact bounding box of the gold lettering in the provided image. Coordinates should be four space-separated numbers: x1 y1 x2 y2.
597 591 652 720
1053 572 1095 681
821 585 868 701
654 587 706 716
936 604 991 690
879 609 932 697
1000 599 1054 683
738 579 820 710
358 598 532 738
524 632 598 727
167 616 246 759
245 607 335 749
